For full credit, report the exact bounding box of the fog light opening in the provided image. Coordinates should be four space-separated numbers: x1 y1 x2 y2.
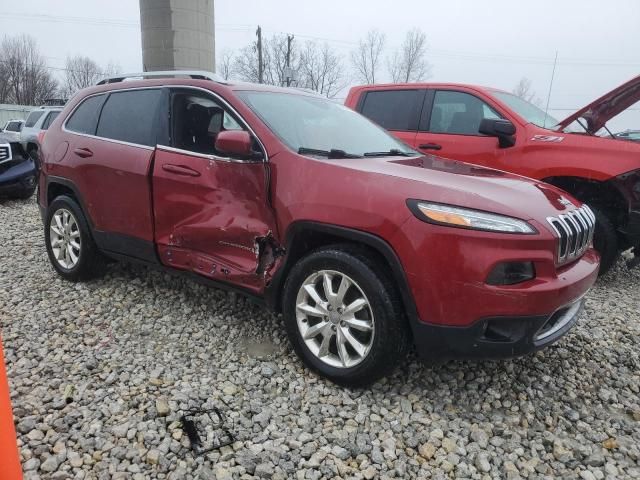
486 261 535 286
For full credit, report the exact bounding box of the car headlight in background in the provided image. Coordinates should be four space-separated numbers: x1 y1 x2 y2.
407 200 537 234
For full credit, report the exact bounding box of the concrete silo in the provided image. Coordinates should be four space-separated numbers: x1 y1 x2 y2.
139 0 215 72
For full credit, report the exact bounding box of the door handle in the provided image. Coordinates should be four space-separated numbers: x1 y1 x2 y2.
73 147 93 158
162 164 201 177
418 143 442 151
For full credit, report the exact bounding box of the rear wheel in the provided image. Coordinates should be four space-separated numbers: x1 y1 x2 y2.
45 195 105 281
591 206 618 276
282 246 410 387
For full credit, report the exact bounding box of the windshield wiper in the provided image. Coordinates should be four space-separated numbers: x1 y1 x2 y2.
298 147 361 159
363 149 415 157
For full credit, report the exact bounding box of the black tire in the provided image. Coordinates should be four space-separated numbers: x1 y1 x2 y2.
591 206 618 276
282 245 410 387
27 146 39 162
12 187 36 200
45 195 105 281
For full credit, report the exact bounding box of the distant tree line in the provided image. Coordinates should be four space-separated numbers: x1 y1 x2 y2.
0 34 120 105
218 27 434 98
0 31 542 106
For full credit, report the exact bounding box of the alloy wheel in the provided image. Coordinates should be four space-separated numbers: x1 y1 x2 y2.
49 208 81 269
295 270 375 368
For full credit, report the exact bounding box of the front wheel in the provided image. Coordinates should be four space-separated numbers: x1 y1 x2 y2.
591 207 618 276
282 246 410 387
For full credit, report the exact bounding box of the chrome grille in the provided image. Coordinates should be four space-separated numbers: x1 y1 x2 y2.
546 205 596 264
0 144 11 164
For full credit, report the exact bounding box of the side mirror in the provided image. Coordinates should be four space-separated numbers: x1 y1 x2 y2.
215 130 252 158
479 118 516 148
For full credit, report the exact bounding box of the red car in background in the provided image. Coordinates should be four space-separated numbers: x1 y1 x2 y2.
346 75 640 274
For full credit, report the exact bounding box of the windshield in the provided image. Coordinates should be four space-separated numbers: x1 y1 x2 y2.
493 91 559 129
237 91 417 157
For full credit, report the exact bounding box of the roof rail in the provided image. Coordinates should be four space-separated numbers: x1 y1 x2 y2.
96 70 226 86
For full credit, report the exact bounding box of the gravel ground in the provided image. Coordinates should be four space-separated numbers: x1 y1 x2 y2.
1 198 639 480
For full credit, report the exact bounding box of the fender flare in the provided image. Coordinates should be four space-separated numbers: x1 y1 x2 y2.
265 221 420 326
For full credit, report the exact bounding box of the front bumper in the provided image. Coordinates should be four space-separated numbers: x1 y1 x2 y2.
0 159 38 196
413 297 586 360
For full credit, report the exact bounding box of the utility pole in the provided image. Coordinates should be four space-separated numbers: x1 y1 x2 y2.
256 26 263 84
285 34 294 86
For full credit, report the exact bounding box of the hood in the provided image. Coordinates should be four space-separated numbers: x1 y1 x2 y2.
556 75 640 134
347 155 582 220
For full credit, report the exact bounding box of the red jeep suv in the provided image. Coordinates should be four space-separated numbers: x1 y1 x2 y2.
38 71 599 386
346 76 640 274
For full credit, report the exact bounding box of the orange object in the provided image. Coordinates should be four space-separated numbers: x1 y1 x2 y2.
0 335 22 480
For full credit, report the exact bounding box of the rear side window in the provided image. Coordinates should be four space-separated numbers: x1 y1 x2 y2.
6 121 22 132
66 95 107 135
96 89 162 147
24 110 44 128
359 90 423 131
41 111 60 130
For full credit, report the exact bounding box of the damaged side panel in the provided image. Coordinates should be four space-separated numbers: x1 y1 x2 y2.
152 147 282 294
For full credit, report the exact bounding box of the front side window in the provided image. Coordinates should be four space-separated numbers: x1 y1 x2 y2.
41 111 60 130
24 110 44 128
429 90 503 135
170 89 249 156
238 91 416 157
493 91 559 129
96 89 162 147
66 94 107 135
359 89 423 131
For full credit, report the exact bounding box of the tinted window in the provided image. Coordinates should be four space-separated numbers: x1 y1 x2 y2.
96 89 161 146
429 90 503 135
24 110 44 128
360 90 422 131
41 111 60 130
66 95 106 135
6 121 22 132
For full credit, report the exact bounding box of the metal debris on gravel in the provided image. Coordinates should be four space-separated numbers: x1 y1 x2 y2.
1 198 639 479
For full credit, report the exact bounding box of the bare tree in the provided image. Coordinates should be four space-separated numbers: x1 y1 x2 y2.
388 28 432 83
217 50 235 80
0 34 58 105
350 29 386 84
62 56 103 98
298 41 344 98
512 77 542 106
233 34 300 86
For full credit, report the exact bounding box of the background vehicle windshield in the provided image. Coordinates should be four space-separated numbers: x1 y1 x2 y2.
493 91 559 129
238 91 417 156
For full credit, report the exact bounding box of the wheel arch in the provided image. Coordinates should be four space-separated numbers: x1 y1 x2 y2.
45 177 94 227
265 221 419 324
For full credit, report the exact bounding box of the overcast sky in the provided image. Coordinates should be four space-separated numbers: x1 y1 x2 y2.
1 0 639 129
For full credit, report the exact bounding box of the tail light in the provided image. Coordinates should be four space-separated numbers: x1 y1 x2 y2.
37 130 46 145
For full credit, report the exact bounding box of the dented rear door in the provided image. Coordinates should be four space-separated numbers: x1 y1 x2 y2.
152 87 279 294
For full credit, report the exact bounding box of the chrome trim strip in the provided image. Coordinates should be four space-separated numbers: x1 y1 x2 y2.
546 205 596 265
535 298 583 341
156 144 261 164
61 85 268 163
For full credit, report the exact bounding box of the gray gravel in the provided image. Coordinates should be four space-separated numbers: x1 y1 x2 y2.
1 198 639 479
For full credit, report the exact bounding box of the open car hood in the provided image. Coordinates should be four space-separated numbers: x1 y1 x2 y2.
556 75 640 134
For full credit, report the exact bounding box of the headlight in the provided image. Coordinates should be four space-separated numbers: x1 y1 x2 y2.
407 200 537 234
